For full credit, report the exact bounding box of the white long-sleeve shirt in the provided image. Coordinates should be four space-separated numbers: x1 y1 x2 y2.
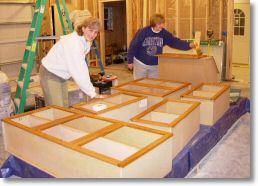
42 32 96 98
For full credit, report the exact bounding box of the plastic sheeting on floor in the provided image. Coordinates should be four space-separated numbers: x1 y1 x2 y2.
165 97 250 178
0 155 53 178
0 97 250 178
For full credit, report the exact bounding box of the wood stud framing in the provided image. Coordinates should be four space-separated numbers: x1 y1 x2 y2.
13 0 233 77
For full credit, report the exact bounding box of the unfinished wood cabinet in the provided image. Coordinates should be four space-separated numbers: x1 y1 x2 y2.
73 92 148 123
130 99 200 159
6 105 79 129
2 106 173 178
158 55 219 86
73 92 148 115
181 83 230 126
113 78 191 106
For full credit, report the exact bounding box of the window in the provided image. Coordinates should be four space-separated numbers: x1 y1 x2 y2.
104 7 113 31
234 9 245 36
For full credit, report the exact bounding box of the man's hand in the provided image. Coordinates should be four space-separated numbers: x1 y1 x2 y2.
128 64 133 70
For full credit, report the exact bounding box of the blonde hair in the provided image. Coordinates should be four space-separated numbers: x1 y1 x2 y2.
76 17 102 36
150 14 165 27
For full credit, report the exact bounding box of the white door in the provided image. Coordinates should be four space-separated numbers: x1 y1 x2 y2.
232 2 250 64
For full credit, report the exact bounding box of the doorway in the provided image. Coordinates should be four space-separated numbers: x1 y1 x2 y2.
99 0 127 66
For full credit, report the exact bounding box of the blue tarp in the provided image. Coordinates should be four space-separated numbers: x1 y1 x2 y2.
1 97 250 178
166 97 250 178
0 155 53 178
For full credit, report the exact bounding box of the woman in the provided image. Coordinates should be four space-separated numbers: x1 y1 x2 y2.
128 13 196 79
39 15 101 107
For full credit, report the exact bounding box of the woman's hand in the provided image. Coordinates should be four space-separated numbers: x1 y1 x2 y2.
128 64 133 70
95 94 108 99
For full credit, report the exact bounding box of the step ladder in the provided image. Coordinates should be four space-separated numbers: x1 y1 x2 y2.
14 0 47 113
14 0 105 113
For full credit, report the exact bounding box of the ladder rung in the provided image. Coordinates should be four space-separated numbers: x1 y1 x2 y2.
21 64 28 70
17 81 24 89
14 98 21 108
30 28 36 32
39 6 45 14
34 9 39 13
26 46 31 51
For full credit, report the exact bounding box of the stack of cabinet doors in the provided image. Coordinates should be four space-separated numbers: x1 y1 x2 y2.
2 105 173 178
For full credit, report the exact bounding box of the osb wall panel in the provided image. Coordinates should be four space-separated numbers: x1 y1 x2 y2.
148 0 156 17
208 0 220 39
179 0 190 18
156 0 165 15
179 19 190 39
131 0 138 32
193 0 207 40
178 0 190 38
136 0 143 28
165 0 176 35
166 18 176 35
222 0 228 42
193 0 207 18
193 19 207 40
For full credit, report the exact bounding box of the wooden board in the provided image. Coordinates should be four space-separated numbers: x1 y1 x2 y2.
159 53 207 59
